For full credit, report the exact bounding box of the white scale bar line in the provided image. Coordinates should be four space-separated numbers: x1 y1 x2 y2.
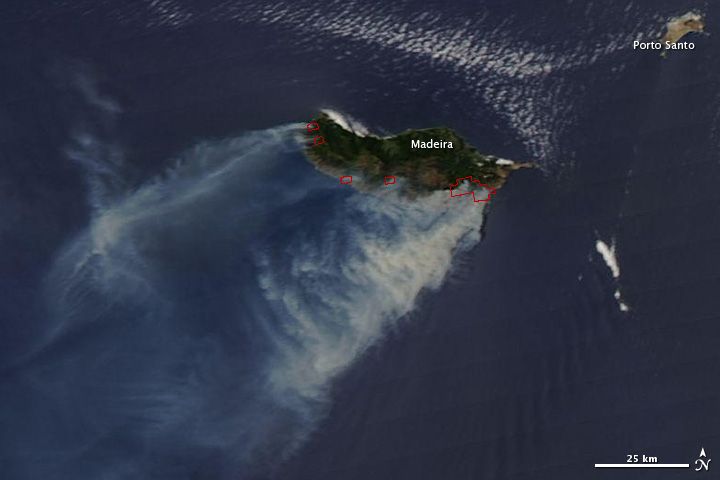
594 464 689 468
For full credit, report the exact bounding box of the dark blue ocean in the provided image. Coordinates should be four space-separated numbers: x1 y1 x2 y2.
1 1 719 479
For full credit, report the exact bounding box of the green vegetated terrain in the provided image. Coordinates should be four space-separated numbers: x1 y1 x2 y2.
305 113 529 192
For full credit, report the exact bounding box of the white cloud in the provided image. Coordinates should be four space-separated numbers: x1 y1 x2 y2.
595 239 620 278
596 238 629 312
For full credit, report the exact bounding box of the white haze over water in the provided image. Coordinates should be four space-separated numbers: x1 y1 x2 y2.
32 116 488 477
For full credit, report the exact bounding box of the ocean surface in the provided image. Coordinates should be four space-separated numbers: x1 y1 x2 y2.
1 1 719 479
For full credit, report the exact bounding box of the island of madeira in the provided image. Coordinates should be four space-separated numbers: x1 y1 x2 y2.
304 112 532 195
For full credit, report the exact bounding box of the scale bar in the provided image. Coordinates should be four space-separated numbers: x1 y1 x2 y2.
594 464 689 468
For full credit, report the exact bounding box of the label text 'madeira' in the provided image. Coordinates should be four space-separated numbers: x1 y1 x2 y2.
411 139 454 149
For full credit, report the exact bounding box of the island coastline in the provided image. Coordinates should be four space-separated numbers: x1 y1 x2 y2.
303 112 533 195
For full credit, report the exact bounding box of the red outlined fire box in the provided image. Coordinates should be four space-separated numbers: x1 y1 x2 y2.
384 176 396 185
340 175 353 185
449 176 496 203
306 120 326 147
